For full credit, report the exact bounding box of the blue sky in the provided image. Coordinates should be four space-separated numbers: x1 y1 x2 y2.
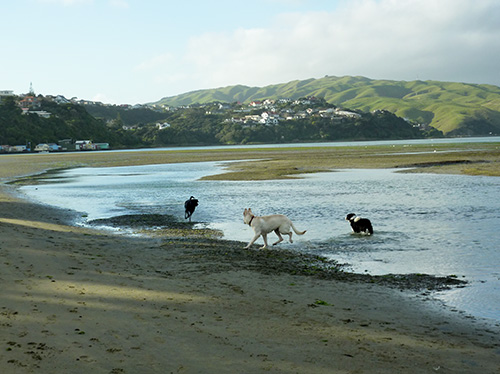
2 0 499 104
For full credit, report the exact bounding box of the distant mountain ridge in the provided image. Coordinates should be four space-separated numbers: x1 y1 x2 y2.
154 76 500 136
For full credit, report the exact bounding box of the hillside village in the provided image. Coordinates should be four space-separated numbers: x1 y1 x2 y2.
127 97 422 131
1 88 149 120
218 98 362 126
127 98 366 130
1 86 439 152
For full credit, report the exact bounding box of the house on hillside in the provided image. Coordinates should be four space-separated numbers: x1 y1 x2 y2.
0 90 14 102
55 95 71 104
319 108 335 117
293 99 311 106
243 114 262 123
18 95 41 109
260 112 280 125
22 109 51 118
335 109 362 118
157 122 171 130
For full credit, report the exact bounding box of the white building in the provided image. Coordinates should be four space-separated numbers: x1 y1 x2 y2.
157 122 171 130
35 143 60 152
55 95 71 104
75 140 95 150
335 109 362 118
22 109 51 118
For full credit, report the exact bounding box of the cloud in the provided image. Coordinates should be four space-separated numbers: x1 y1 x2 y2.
135 53 174 72
36 0 92 5
109 0 129 9
37 0 129 8
165 0 500 90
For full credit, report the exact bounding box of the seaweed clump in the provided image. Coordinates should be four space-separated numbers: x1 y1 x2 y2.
162 236 467 292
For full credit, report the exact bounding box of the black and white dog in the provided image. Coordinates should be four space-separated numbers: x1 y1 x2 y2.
345 213 373 235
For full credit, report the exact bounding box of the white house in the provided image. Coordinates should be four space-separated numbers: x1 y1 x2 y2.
260 112 280 125
75 140 95 150
335 109 362 118
35 143 60 152
8 145 28 153
22 109 51 118
156 122 171 130
55 95 71 104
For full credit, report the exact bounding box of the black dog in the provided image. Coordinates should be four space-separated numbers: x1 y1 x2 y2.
184 196 199 222
345 213 373 235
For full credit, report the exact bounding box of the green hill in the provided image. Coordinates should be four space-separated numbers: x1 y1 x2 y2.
154 76 500 136
0 97 129 148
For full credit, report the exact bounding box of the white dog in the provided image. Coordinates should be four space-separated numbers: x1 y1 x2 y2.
243 208 306 249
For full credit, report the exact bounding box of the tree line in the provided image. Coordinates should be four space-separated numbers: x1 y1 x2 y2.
1 96 442 150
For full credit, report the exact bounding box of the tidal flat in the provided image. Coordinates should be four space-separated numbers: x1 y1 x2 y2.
4 141 499 293
1 142 500 373
3 141 500 186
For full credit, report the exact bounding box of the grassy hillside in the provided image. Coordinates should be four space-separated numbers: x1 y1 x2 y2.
154 76 500 135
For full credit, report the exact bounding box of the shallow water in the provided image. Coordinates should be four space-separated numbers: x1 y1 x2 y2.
20 161 500 323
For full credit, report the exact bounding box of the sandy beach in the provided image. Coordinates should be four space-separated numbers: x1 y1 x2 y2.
1 149 500 373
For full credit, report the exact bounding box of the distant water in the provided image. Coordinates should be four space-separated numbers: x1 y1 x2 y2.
20 158 500 323
103 135 500 153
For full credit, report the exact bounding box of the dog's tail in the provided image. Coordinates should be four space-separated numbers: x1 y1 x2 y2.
291 223 306 235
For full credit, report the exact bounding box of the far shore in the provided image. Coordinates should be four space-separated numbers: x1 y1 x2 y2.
1 144 500 373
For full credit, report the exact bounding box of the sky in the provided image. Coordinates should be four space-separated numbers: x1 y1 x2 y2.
2 0 500 105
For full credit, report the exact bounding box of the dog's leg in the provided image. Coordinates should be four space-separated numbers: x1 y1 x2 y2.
287 231 293 243
261 233 269 249
245 234 261 249
272 229 284 246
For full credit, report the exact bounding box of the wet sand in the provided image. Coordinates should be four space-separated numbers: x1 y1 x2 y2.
1 148 500 373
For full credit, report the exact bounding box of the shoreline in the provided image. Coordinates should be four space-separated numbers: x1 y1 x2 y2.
86 213 468 292
2 149 500 373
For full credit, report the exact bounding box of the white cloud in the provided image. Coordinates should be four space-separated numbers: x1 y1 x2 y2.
109 0 129 9
135 53 174 72
154 0 500 91
37 0 92 5
37 0 129 9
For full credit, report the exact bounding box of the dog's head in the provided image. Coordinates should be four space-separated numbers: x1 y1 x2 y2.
243 208 254 224
346 213 356 222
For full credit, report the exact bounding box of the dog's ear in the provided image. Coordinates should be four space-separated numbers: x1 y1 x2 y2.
249 208 252 213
